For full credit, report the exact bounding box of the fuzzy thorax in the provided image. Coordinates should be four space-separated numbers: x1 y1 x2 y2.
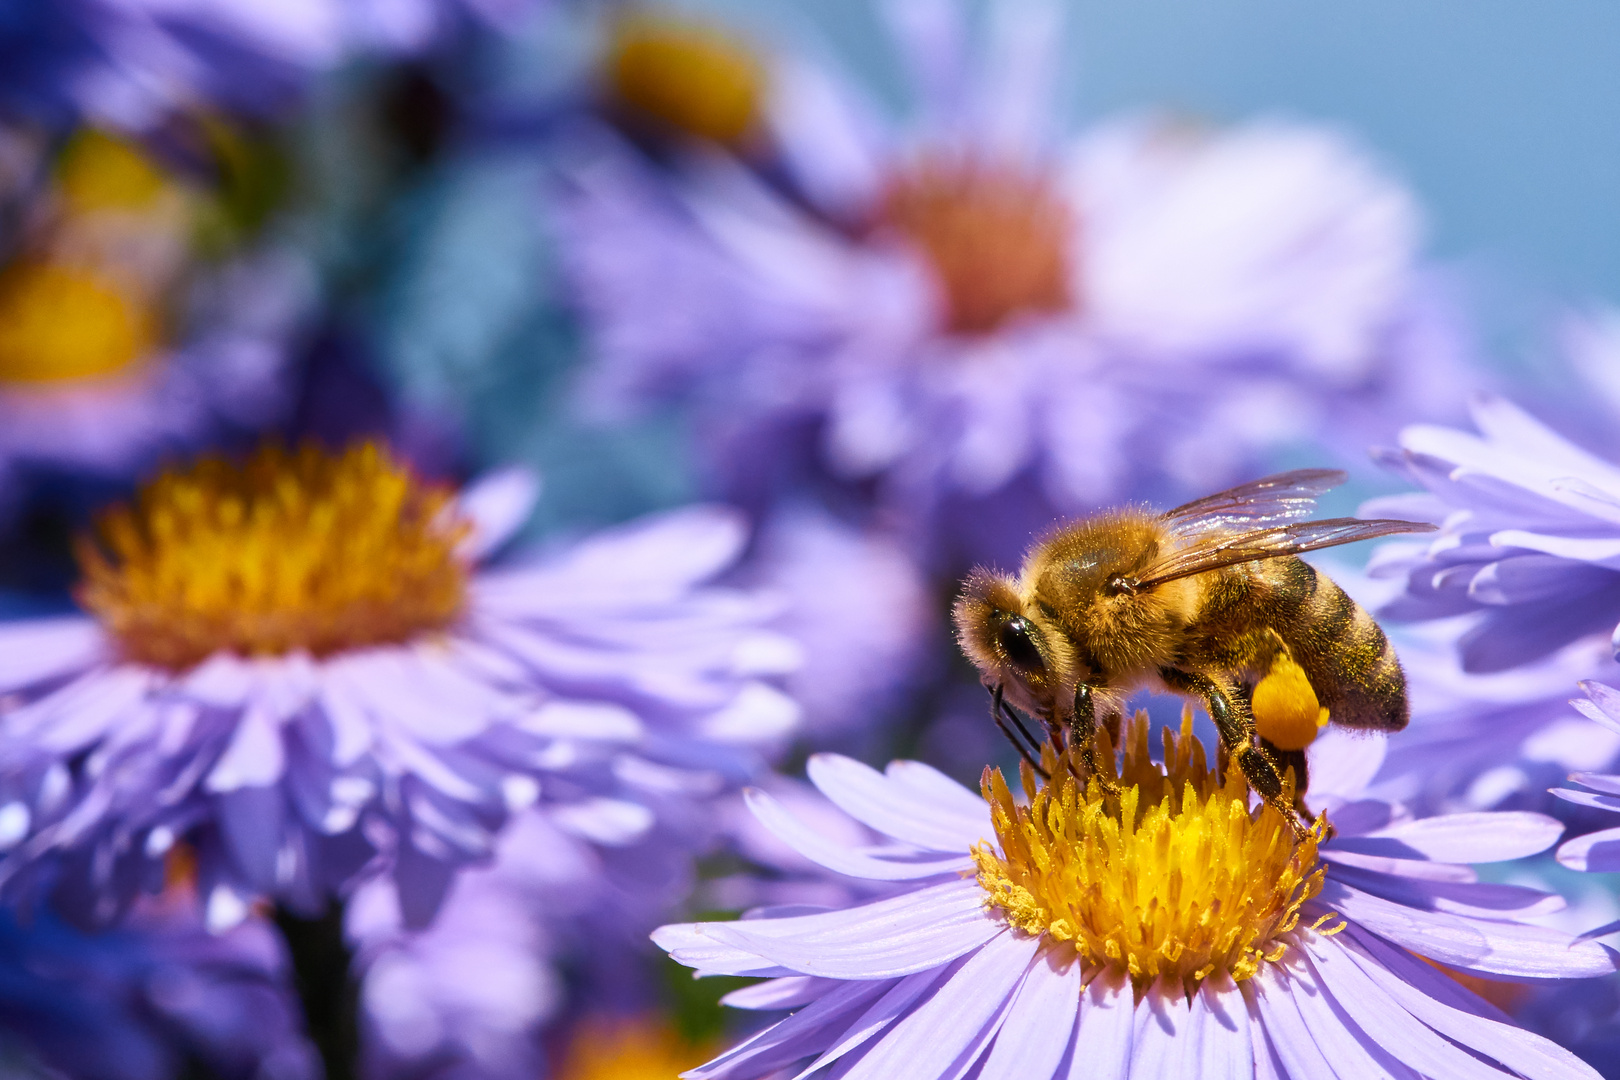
973 711 1330 992
77 441 469 670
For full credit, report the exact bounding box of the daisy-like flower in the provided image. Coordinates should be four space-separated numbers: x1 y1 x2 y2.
0 127 308 511
1368 392 1620 673
561 0 1465 567
657 713 1609 1078
0 439 799 928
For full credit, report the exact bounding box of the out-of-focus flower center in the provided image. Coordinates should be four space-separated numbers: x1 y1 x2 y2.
879 156 1075 336
609 15 763 146
55 129 171 215
0 262 157 383
973 712 1327 989
77 441 470 670
557 1015 714 1080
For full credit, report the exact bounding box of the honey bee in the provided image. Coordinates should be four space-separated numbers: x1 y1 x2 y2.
953 469 1434 833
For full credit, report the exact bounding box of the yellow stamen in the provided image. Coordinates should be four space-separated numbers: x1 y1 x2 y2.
55 130 170 215
557 1015 714 1080
973 710 1328 992
0 262 157 383
1252 653 1330 751
879 155 1075 336
76 441 470 671
609 14 764 146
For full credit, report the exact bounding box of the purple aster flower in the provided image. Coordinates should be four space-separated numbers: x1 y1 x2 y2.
0 128 310 512
0 882 316 1080
656 713 1609 1078
560 0 1467 567
746 505 935 746
1368 393 1620 673
0 440 800 929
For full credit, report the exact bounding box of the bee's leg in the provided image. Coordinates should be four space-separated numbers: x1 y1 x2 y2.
990 685 1049 779
1070 683 1116 790
1160 667 1308 839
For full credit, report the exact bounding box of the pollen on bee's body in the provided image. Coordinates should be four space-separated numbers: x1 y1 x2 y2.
972 709 1328 993
878 155 1076 336
76 441 470 671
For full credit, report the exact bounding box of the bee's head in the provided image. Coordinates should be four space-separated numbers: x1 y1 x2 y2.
953 568 1077 719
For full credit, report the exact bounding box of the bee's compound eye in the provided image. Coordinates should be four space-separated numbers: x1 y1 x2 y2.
998 616 1044 670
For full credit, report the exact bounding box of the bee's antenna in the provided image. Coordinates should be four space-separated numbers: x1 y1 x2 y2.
990 685 1048 779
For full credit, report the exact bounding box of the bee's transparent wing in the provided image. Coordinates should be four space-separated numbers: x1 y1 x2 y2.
1133 517 1436 590
1161 469 1347 539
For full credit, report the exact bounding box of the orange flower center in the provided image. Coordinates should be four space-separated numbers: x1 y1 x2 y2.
879 156 1076 335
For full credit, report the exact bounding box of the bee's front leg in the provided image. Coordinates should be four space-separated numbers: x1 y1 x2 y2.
1160 667 1309 840
1070 683 1117 791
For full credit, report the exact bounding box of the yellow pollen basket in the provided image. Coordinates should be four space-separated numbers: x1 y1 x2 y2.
880 156 1076 336
0 261 157 384
973 710 1329 992
609 14 764 146
1252 653 1330 751
76 441 470 671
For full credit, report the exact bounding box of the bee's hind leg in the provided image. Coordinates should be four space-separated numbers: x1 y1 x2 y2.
1160 668 1310 840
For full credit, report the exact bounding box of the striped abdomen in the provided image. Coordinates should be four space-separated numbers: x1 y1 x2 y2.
1274 559 1408 732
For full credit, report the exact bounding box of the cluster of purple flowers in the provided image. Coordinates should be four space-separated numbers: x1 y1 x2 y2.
0 1 1617 1079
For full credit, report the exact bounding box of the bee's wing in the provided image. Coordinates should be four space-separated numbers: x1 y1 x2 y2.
1133 517 1437 590
1162 469 1347 539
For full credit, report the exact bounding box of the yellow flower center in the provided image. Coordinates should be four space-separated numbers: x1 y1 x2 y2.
973 711 1328 991
55 130 171 215
76 442 470 671
609 14 764 146
0 262 157 383
558 1015 714 1080
879 156 1076 336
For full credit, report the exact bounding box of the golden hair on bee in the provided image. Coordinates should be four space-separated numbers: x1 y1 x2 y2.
953 470 1435 835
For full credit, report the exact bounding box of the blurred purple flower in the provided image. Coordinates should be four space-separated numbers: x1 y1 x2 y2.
747 505 935 746
1553 682 1620 878
656 718 1607 1079
1368 394 1620 673
560 0 1466 567
0 460 801 930
0 886 315 1080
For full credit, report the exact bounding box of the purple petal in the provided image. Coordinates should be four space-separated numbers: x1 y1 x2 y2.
1566 771 1620 796
455 467 540 561
837 932 1038 1080
807 755 989 852
1318 883 1616 977
1372 811 1563 863
1557 825 1620 872
1340 928 1604 1079
1577 681 1620 730
690 978 895 1080
0 616 104 689
883 760 992 824
5 667 153 756
1303 934 1520 1080
794 969 951 1078
720 976 838 1011
742 788 972 881
1068 970 1132 1077
1189 975 1252 1080
1549 788 1620 814
1245 965 1345 1080
977 952 1081 1080
205 705 286 791
1126 977 1193 1079
659 880 1002 979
